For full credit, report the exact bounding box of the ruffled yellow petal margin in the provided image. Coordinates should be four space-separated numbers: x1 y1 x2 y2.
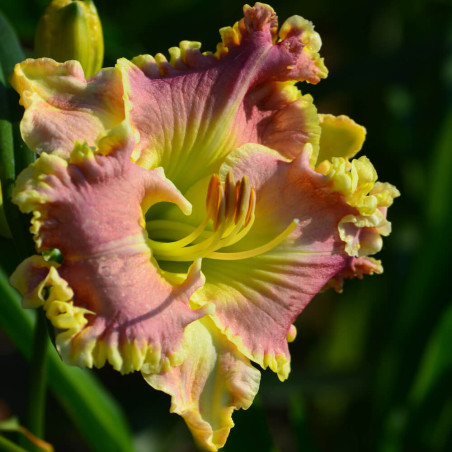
134 3 326 83
10 58 124 156
10 254 92 347
144 317 260 452
316 115 400 258
217 3 327 82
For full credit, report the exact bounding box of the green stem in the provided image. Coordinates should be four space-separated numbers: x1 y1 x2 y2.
25 310 49 450
0 434 28 452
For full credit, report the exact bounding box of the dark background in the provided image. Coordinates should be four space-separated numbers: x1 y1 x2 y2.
0 0 451 450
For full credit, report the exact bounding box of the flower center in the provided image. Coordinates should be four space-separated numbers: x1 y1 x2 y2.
147 172 298 262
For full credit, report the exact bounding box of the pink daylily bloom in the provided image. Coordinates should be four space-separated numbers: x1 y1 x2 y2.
9 3 398 450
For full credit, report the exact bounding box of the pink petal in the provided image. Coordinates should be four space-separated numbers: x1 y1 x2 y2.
10 126 211 373
191 144 358 380
10 58 125 156
119 3 326 190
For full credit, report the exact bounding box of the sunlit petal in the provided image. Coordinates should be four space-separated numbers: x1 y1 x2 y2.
10 124 212 374
144 317 260 451
10 58 125 156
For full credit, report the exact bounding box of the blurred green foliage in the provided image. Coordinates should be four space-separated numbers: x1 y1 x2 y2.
0 0 451 450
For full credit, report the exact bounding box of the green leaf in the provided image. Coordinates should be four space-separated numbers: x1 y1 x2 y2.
376 109 452 451
0 11 34 255
0 10 24 186
0 417 53 452
0 434 28 452
400 305 452 451
0 11 25 81
0 268 135 452
410 304 452 405
289 391 316 452
376 109 452 413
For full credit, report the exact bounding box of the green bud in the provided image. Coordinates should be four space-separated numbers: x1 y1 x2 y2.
34 0 104 78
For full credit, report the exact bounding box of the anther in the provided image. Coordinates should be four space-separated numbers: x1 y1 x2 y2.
245 188 256 226
224 172 236 221
206 174 221 220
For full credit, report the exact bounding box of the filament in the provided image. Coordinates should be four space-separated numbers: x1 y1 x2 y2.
147 172 295 262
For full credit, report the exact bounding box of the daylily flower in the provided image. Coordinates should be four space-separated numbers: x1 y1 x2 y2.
9 3 398 451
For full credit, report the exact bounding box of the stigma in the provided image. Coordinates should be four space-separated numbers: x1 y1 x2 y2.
147 172 298 262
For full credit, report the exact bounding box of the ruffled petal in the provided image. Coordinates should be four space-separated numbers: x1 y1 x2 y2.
244 82 321 166
10 124 212 374
119 3 325 191
316 114 366 165
143 317 260 452
10 58 125 156
316 158 400 257
322 256 383 293
190 144 358 380
312 113 399 259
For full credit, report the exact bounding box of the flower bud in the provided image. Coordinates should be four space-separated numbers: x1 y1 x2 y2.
34 0 104 78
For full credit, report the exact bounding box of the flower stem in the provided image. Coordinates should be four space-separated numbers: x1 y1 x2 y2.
25 310 49 451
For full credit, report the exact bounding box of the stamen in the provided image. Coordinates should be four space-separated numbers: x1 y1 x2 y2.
147 172 296 262
224 172 236 221
148 216 210 252
208 219 299 260
235 176 251 224
214 212 255 249
244 188 256 226
146 220 210 241
213 185 226 232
